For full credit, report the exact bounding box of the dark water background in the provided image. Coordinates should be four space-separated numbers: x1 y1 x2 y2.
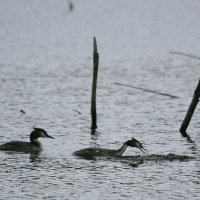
0 0 200 199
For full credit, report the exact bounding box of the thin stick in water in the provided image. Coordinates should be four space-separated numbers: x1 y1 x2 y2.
91 37 99 131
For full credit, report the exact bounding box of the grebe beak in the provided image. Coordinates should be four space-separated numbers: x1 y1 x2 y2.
140 146 147 154
46 134 55 139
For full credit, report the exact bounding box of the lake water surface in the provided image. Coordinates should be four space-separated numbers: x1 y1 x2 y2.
0 0 200 199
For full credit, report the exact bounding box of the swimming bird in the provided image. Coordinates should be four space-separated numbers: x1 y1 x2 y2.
0 128 54 152
73 137 147 157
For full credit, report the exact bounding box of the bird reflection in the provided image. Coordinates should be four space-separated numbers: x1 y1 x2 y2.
29 151 42 162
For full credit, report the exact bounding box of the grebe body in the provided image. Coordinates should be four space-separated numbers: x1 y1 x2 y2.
73 137 147 157
0 128 54 152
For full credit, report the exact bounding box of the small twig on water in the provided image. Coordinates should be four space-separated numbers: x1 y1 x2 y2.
73 109 81 115
20 109 26 114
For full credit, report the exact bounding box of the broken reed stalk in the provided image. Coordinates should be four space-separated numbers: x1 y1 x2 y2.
91 37 99 131
180 80 200 134
170 51 200 60
114 82 179 99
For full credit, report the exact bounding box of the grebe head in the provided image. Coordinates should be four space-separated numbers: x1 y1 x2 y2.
30 128 54 140
126 137 147 153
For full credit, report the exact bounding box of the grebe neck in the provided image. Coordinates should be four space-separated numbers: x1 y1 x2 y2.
115 143 128 156
30 138 41 146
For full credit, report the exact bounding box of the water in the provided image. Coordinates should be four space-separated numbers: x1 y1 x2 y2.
0 0 200 199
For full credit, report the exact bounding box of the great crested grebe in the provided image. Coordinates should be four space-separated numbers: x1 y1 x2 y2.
0 128 54 152
73 137 147 157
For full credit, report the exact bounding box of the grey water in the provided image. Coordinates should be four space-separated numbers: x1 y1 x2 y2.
0 0 200 199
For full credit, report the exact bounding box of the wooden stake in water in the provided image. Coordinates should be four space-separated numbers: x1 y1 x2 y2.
91 37 99 131
180 80 200 134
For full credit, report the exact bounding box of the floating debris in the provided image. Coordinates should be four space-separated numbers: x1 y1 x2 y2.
73 109 81 115
20 109 26 114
